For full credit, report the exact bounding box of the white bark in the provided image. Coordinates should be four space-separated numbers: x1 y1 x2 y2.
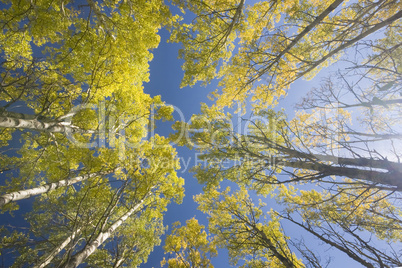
0 170 114 207
34 227 83 268
62 199 146 268
0 116 94 134
0 109 37 120
112 256 126 268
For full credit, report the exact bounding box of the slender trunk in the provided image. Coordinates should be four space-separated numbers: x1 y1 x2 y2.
339 131 402 140
252 225 297 268
295 9 402 81
223 0 245 42
112 256 126 268
281 160 402 190
34 228 83 268
0 169 114 207
62 199 146 268
245 136 402 189
277 0 344 57
0 115 94 134
253 0 345 83
249 134 402 172
341 98 402 109
281 214 375 268
297 153 402 173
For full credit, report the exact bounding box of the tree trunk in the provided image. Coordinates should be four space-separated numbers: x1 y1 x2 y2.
281 213 376 268
0 109 38 120
295 9 402 81
341 98 402 109
244 134 402 189
0 169 115 207
62 199 146 268
0 115 94 134
34 227 83 268
252 224 297 268
339 131 402 140
288 152 402 173
248 134 402 179
254 0 345 82
112 256 126 268
281 160 402 190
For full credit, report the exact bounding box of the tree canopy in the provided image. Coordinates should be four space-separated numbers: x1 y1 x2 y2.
0 0 183 266
1 0 401 267
170 0 402 110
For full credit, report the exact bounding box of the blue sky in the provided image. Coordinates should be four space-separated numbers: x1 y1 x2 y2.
140 26 362 267
142 28 225 267
138 10 395 263
0 1 393 266
0 26 363 268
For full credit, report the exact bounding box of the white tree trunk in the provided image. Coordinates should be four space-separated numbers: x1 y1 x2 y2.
0 115 94 134
0 109 37 120
0 170 114 207
62 199 146 268
112 256 126 268
34 227 83 268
